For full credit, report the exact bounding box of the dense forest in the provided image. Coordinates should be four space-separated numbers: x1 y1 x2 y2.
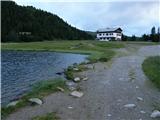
1 1 93 42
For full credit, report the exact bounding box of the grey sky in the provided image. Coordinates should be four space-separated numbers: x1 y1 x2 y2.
15 0 160 36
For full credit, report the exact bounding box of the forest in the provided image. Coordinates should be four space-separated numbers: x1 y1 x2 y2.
1 1 93 42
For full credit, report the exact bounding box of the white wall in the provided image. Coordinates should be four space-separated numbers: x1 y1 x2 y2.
97 32 122 40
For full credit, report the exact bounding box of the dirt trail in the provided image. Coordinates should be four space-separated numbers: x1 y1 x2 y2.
6 45 160 120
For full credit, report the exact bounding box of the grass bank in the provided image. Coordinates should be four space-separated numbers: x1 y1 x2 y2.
2 78 67 118
32 113 60 120
2 41 125 63
142 56 160 89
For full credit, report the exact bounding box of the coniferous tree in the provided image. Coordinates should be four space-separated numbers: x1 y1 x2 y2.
158 27 160 34
151 26 156 35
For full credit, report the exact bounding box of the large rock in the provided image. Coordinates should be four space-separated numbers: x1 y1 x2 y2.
140 110 146 114
73 77 81 82
29 98 43 105
66 81 76 86
137 97 143 101
7 101 19 107
150 110 160 118
66 81 77 91
70 91 84 98
82 77 88 81
57 86 64 92
124 104 136 108
73 68 79 71
69 86 76 91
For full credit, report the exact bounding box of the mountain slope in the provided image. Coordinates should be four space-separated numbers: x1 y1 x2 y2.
1 1 93 42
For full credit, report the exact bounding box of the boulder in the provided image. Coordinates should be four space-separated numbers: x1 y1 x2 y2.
73 68 79 71
29 98 43 105
57 87 64 92
73 77 81 82
66 81 76 86
140 111 146 114
7 101 19 107
70 91 84 98
69 86 76 91
68 106 73 109
82 77 88 81
124 104 136 108
137 97 143 101
150 110 160 118
66 81 77 91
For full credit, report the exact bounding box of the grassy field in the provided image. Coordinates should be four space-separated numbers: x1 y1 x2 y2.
142 56 160 89
2 41 125 63
2 78 67 118
2 41 158 62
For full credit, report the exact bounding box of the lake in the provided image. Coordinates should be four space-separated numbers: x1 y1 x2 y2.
1 51 87 106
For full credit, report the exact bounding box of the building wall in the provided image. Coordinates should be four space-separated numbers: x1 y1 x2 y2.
97 32 122 41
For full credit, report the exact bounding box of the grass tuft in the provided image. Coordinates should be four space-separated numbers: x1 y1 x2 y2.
32 113 60 120
64 64 88 80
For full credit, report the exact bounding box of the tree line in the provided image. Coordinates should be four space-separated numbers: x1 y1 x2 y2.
122 27 160 42
1 1 93 42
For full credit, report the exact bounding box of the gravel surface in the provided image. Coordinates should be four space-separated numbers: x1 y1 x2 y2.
6 45 160 120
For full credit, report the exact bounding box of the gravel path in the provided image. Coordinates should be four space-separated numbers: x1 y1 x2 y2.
6 45 160 120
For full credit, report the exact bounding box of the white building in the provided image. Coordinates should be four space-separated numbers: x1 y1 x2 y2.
96 27 122 41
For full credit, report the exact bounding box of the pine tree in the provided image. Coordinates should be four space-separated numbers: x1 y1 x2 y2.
151 26 156 35
158 27 160 34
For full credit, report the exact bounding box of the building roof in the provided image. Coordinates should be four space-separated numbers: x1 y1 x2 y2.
97 27 122 33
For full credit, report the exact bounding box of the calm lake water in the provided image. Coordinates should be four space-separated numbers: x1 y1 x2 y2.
1 51 87 106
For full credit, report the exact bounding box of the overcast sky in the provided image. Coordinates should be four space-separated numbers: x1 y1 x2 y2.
15 0 160 36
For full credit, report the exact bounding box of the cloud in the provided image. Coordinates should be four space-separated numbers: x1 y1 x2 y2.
16 1 160 36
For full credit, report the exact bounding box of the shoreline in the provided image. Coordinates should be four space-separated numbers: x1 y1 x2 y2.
1 49 91 118
1 50 88 106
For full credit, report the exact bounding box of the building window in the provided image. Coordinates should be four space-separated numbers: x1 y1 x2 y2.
99 33 101 36
106 33 108 36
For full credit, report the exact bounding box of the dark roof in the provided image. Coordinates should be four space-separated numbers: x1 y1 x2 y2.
97 27 122 33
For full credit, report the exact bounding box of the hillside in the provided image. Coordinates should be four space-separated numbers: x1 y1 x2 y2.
1 1 93 42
